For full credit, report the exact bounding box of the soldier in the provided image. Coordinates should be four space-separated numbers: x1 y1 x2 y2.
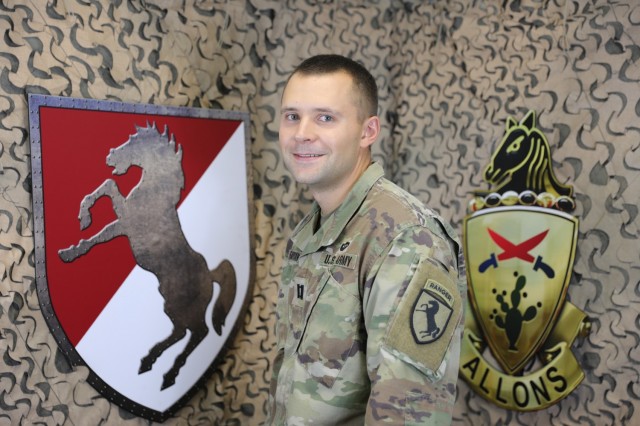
268 54 466 425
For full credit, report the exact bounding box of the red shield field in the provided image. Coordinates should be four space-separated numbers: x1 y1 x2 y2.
28 95 254 421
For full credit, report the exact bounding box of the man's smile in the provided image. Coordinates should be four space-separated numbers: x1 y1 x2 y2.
294 153 324 159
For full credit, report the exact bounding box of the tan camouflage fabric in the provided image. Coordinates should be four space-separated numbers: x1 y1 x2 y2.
268 163 467 425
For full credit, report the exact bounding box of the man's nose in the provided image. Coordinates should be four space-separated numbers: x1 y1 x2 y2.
294 117 314 142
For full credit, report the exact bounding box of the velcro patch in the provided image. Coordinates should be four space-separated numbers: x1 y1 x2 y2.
385 261 461 374
320 252 357 269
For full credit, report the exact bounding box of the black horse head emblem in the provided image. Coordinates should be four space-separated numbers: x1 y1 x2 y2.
484 110 572 198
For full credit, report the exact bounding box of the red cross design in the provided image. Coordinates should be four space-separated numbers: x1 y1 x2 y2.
487 229 548 263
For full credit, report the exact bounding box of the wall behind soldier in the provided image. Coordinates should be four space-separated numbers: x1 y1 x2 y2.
0 0 637 425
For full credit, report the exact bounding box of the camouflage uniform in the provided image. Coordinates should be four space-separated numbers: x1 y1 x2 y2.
268 162 466 425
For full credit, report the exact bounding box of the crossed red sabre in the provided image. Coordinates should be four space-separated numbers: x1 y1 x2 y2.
488 229 548 262
479 228 555 278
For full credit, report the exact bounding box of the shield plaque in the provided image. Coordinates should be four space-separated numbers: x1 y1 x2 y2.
28 94 255 421
465 206 577 374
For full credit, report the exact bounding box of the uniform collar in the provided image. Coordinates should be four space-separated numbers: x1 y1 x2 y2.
292 162 385 255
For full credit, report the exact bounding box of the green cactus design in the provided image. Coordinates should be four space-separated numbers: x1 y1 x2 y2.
490 274 540 351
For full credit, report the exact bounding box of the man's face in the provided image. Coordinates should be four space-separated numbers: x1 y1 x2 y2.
279 71 374 205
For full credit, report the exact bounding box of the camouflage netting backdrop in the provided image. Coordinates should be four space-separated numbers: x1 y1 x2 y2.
0 0 638 424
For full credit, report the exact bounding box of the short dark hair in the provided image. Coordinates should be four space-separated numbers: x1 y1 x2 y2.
288 54 378 118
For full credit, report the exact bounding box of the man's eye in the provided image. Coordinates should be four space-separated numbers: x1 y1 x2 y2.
319 115 333 122
285 113 299 121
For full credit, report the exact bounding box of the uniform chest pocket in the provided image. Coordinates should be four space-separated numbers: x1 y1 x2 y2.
296 273 362 388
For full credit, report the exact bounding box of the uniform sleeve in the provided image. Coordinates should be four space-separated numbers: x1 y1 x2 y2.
362 224 464 425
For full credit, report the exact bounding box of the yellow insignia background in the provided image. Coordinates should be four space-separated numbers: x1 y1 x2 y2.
465 206 578 374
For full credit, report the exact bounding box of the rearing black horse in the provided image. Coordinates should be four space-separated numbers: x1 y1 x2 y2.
59 123 237 390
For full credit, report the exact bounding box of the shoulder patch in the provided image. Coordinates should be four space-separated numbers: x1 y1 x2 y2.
385 261 461 374
410 280 454 344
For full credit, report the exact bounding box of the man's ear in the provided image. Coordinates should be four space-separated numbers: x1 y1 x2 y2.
360 116 380 148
